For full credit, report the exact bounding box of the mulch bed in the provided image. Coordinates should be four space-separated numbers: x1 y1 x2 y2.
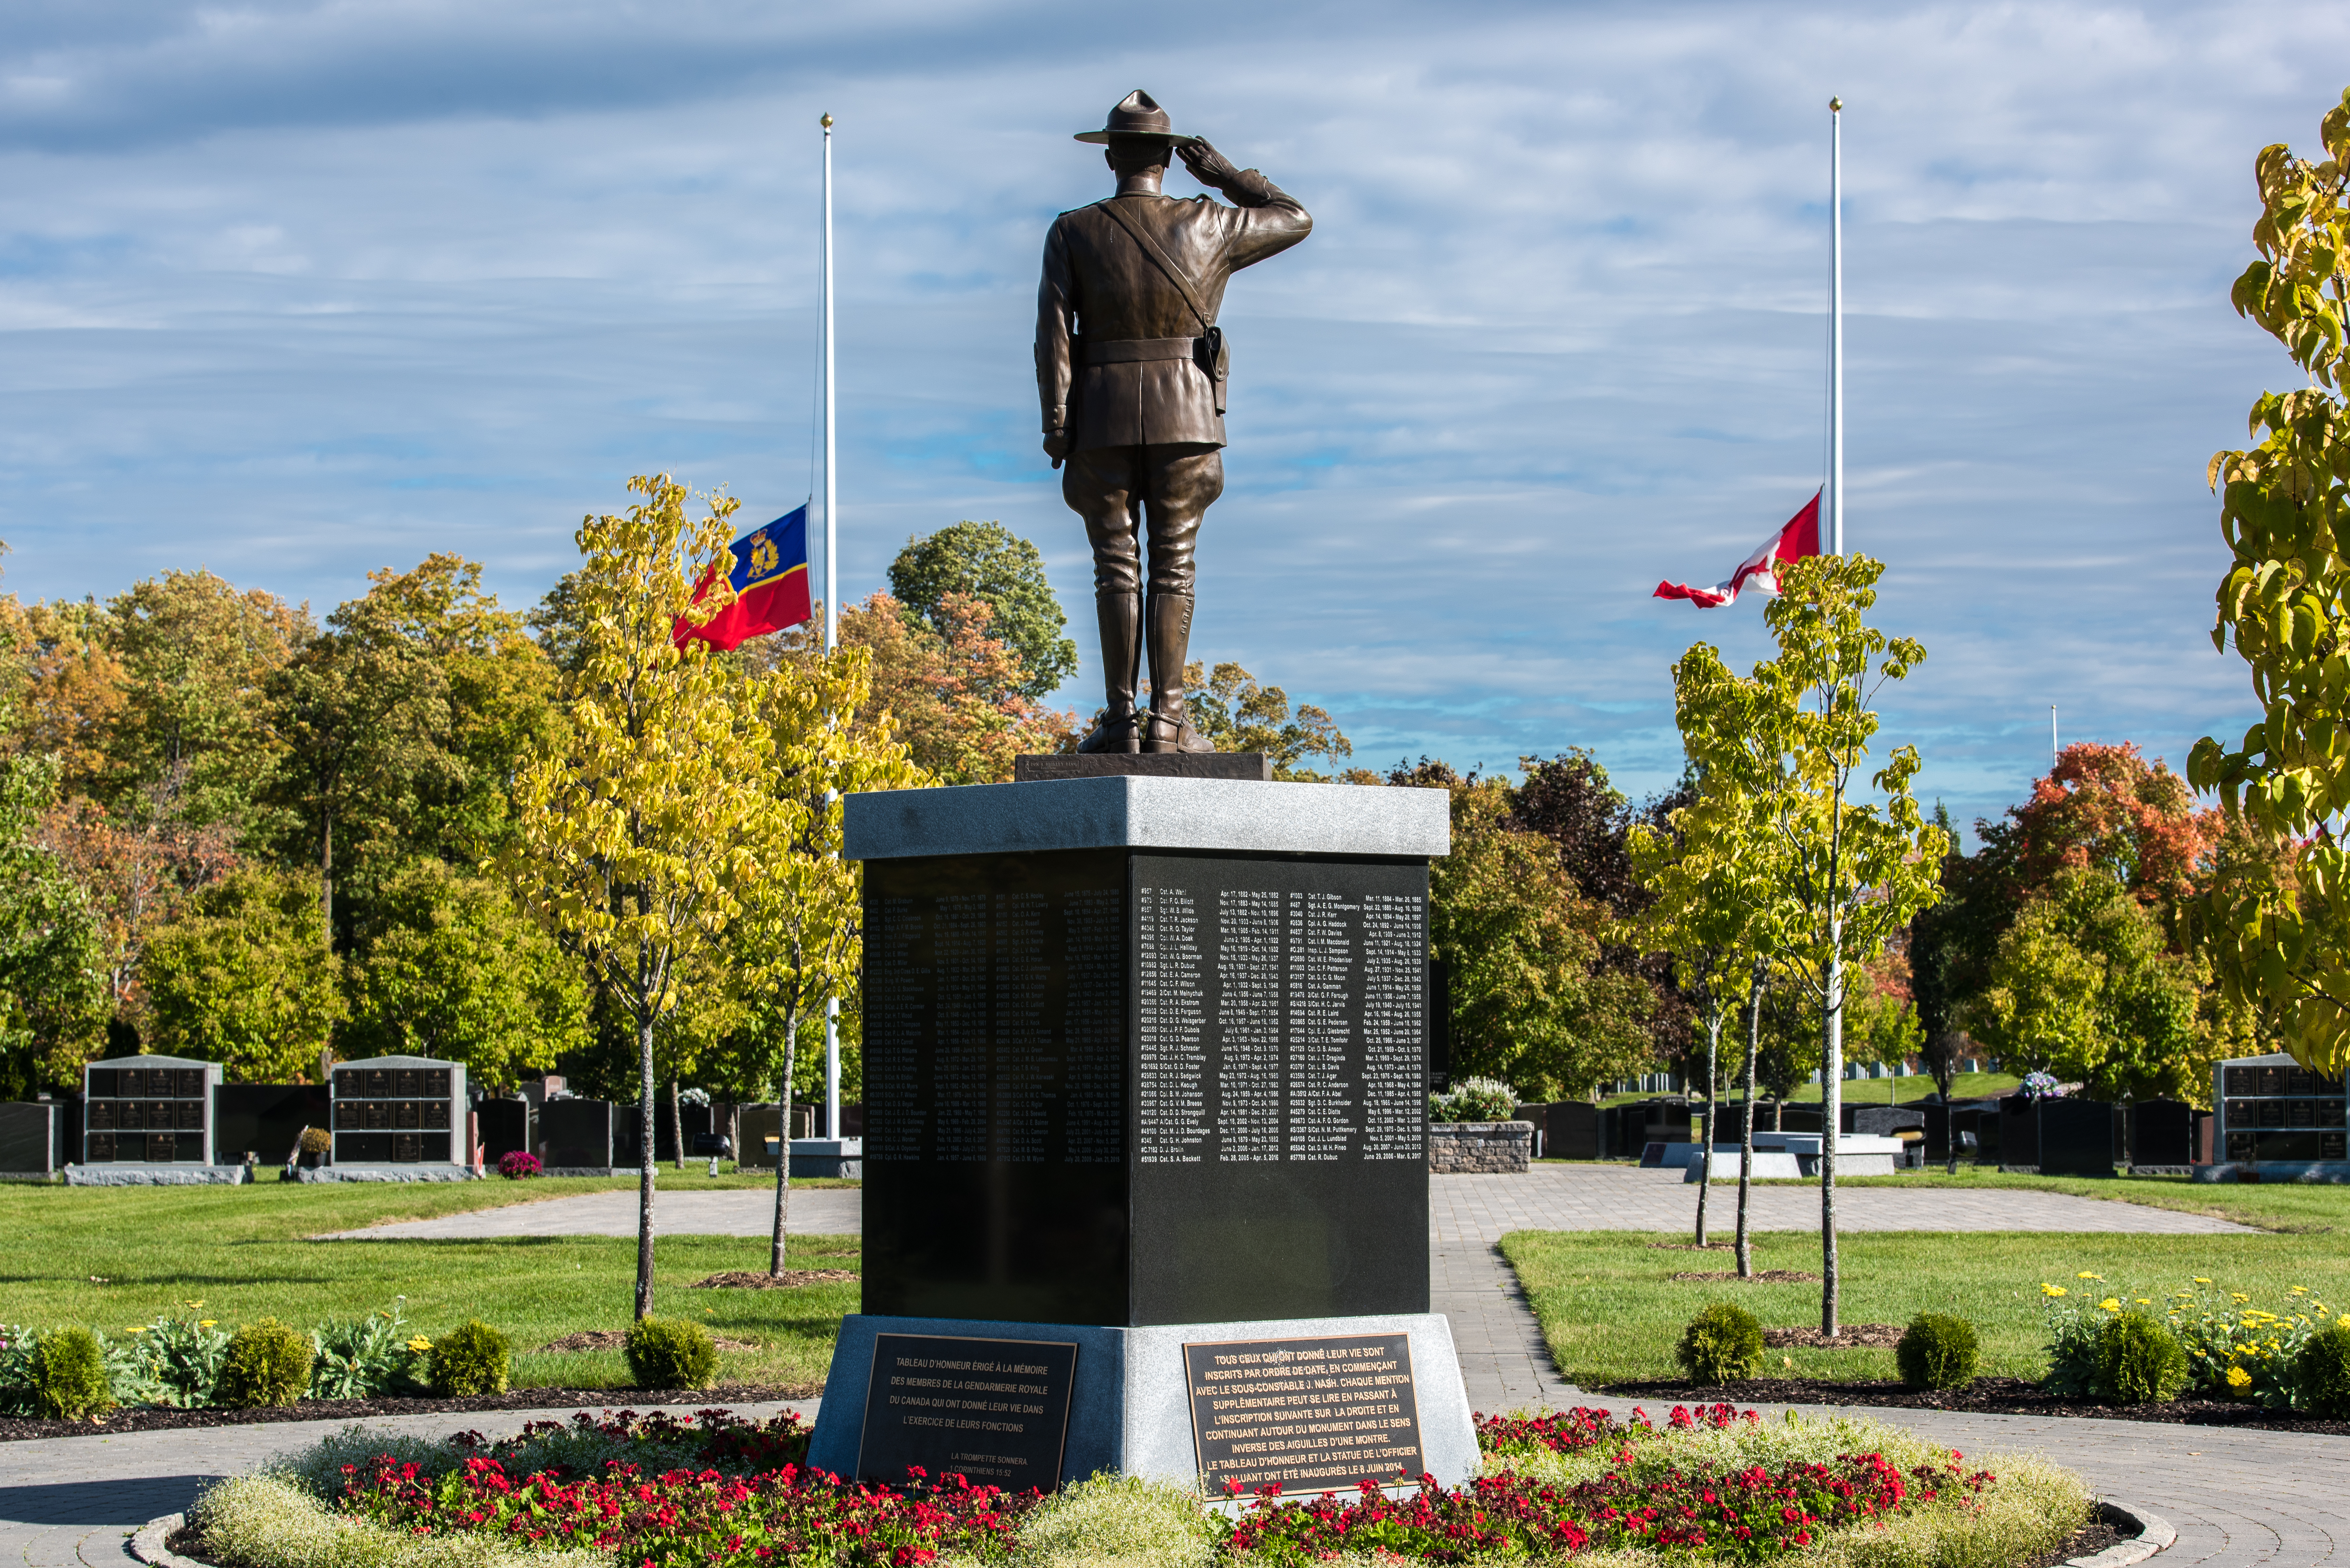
1593 1374 2350 1435
691 1270 859 1289
2023 1522 2122 1568
0 1385 818 1444
1763 1324 1904 1348
1672 1269 1820 1284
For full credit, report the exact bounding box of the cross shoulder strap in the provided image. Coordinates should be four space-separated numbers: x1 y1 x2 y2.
1096 199 1213 333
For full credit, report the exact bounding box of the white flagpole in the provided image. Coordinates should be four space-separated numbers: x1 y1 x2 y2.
1829 96 1844 558
820 111 842 1146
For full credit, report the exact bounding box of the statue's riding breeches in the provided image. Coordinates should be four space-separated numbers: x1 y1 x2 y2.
1061 443 1224 598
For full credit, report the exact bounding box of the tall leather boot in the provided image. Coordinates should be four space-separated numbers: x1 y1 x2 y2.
1144 593 1214 753
1075 590 1141 753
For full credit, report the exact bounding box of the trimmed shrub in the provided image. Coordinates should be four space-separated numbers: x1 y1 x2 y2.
298 1127 331 1156
2295 1319 2350 1418
2093 1309 2190 1405
1428 1077 1518 1123
217 1318 315 1408
1675 1302 1764 1386
626 1316 719 1390
1897 1311 1980 1391
32 1326 113 1419
429 1319 511 1397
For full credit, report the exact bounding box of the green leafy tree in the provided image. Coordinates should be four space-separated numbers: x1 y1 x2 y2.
0 755 108 1098
2189 86 2350 1076
887 521 1077 698
1417 766 1654 1099
1179 662 1353 780
102 570 308 834
142 866 344 1082
1629 782 1780 1256
1971 869 2207 1101
500 474 787 1321
1667 552 1948 1333
346 861 588 1092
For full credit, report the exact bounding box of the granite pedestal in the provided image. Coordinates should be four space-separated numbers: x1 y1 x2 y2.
816 773 1465 1493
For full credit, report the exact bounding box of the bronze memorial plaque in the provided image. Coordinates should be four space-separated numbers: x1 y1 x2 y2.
1184 1332 1425 1494
856 1333 1078 1490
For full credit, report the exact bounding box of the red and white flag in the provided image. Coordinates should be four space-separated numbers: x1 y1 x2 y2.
1653 490 1822 608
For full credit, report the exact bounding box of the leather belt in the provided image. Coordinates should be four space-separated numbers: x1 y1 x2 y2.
1082 336 1199 365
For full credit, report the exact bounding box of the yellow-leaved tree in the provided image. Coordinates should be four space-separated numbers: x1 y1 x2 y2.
2189 86 2350 1075
501 474 781 1320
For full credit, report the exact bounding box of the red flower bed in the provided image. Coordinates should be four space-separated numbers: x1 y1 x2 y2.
326 1403 1991 1567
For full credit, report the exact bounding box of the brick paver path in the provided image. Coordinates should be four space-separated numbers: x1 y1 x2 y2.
5 1166 2322 1566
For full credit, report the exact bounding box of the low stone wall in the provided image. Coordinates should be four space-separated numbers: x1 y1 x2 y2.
1430 1121 1533 1174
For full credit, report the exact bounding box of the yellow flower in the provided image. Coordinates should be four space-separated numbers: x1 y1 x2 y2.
2292 1286 2309 1295
2231 1293 2250 1303
2043 1284 2068 1297
199 1320 216 1328
2226 1365 2253 1392
406 1336 432 1353
2134 1298 2151 1305
2077 1272 2104 1281
2193 1277 2212 1285
2098 1298 2123 1312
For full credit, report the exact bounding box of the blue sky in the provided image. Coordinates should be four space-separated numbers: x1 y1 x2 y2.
0 0 2342 834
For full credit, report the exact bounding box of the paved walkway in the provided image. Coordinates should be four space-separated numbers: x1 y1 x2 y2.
316 1186 862 1239
3 1166 2327 1567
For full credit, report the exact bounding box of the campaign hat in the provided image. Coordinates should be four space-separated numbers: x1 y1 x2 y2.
1074 90 1198 146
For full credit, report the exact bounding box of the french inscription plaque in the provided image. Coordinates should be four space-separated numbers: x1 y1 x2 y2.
1184 1332 1425 1493
857 1333 1078 1489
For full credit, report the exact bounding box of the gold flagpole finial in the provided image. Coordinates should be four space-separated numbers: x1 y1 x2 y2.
821 113 834 130
1829 97 1842 112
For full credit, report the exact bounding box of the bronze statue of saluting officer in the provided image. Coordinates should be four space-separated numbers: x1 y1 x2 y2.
1036 91 1311 753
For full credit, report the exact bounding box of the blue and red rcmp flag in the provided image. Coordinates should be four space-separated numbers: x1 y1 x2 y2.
674 505 813 652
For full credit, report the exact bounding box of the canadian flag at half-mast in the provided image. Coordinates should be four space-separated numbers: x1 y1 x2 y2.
1654 490 1822 608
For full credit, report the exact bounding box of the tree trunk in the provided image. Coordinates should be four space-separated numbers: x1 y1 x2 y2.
1694 1003 1719 1247
1822 936 1843 1337
320 812 333 941
770 1004 800 1277
1737 963 1762 1279
671 1076 685 1171
635 1010 659 1322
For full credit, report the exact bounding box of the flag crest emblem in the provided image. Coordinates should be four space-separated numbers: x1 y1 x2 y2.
673 505 813 651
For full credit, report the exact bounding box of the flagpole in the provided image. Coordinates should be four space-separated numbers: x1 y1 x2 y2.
820 111 842 1147
1829 96 1843 559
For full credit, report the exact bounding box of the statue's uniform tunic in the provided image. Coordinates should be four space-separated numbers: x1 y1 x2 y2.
1035 175 1311 607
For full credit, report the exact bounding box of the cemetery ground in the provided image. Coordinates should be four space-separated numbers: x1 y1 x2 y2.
0 1173 860 1399
1504 1175 2350 1401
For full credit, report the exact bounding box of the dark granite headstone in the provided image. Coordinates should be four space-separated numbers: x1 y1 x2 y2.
0 1102 54 1174
854 1332 1079 1488
1544 1102 1598 1159
1013 753 1274 782
1997 1095 2039 1166
1184 1329 1425 1493
1843 1105 1924 1137
861 847 1430 1326
539 1099 614 1168
478 1099 530 1164
2035 1098 2113 1176
2126 1099 2196 1167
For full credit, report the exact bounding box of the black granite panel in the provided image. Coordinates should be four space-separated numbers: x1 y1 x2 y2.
855 1333 1078 1488
341 1132 393 1162
89 1130 119 1162
2126 1100 2195 1166
88 1101 119 1131
863 850 1131 1324
478 1100 529 1161
87 1070 118 1099
172 1131 204 1162
1127 855 1428 1323
538 1099 613 1168
0 1103 53 1174
860 848 1429 1328
2035 1099 2115 1176
393 1131 422 1162
1184 1331 1425 1493
213 1084 331 1164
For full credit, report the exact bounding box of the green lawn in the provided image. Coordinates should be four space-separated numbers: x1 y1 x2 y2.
1503 1225 2350 1390
0 1174 861 1392
1822 1168 2345 1233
